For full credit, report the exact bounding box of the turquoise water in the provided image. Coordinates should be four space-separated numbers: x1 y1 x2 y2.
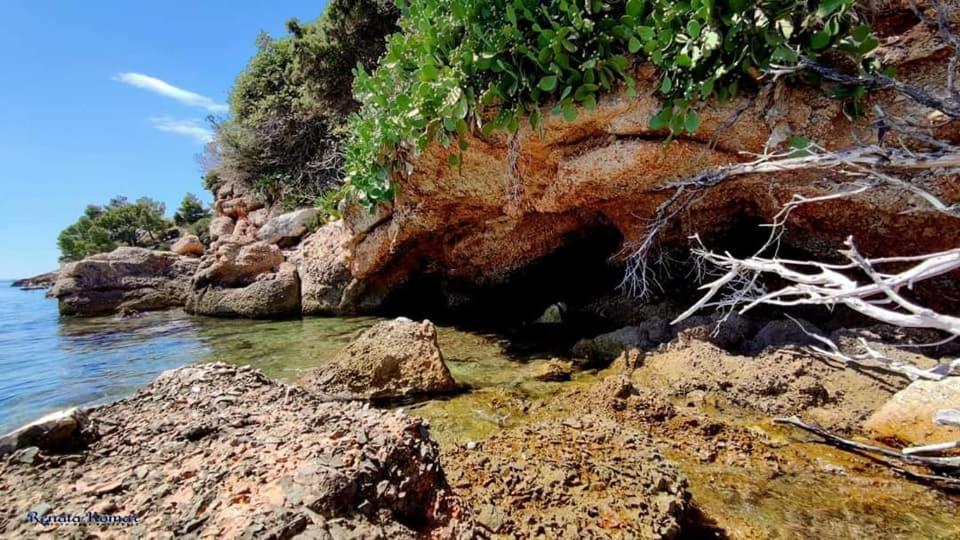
0 281 561 434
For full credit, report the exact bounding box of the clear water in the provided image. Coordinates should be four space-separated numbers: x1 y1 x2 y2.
0 281 562 434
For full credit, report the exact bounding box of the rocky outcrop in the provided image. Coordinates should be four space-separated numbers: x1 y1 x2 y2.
52 247 199 316
258 208 320 246
863 377 960 445
445 416 691 538
0 363 475 538
304 318 458 400
340 25 960 309
170 234 204 257
11 270 59 291
291 221 387 315
187 262 301 318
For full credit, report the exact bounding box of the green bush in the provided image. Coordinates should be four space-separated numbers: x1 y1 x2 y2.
57 197 173 262
212 0 400 209
345 0 877 209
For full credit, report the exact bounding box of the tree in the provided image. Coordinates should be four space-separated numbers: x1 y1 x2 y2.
57 196 173 261
173 193 211 226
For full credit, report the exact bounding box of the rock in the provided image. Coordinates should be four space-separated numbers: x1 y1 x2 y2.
194 241 283 288
291 221 386 315
341 48 960 313
52 247 199 316
674 312 758 351
0 408 93 456
209 216 235 242
863 378 960 445
0 364 476 538
572 319 671 363
445 416 691 538
743 319 823 354
304 318 457 400
11 270 59 291
533 302 566 324
187 262 301 318
531 359 575 382
170 234 205 257
258 208 321 246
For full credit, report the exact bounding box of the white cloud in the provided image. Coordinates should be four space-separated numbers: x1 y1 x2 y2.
149 116 213 144
115 72 228 113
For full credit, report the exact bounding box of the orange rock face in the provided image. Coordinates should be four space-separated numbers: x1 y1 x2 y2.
343 32 959 307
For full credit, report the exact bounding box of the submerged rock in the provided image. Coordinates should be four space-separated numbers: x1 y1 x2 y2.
304 318 458 400
52 247 199 316
444 416 691 538
531 359 575 382
572 319 671 363
864 377 960 445
0 363 475 538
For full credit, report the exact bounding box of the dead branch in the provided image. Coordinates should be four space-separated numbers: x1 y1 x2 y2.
774 416 960 486
787 315 954 381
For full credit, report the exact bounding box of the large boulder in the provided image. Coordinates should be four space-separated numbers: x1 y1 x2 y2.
863 378 960 446
304 318 458 400
52 247 199 316
0 363 475 538
193 241 283 288
208 216 235 243
0 408 92 456
187 262 301 318
291 221 387 315
170 234 205 257
258 208 321 246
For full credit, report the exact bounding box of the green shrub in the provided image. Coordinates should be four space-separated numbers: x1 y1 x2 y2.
345 0 877 209
212 0 400 209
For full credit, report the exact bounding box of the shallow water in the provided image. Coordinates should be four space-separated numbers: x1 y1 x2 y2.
0 283 566 434
1 283 956 537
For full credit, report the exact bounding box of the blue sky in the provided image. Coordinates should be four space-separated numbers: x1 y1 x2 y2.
0 0 329 278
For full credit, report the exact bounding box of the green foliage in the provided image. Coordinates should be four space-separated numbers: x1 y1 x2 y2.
172 193 211 226
213 0 400 210
190 216 213 246
344 0 878 208
57 197 173 262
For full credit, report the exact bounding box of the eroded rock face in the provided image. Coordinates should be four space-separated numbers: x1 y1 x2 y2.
292 221 387 315
341 34 960 309
864 377 960 445
52 247 199 316
304 318 458 400
0 363 475 538
444 416 691 538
